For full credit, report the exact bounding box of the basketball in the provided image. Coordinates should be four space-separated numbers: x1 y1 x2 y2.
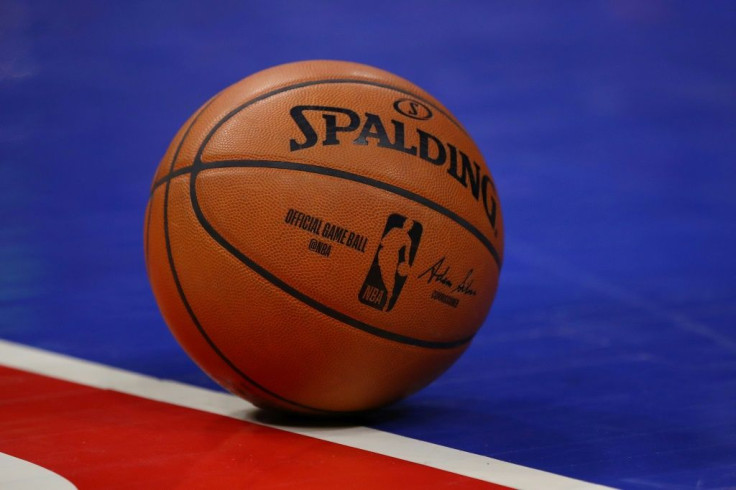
144 60 504 415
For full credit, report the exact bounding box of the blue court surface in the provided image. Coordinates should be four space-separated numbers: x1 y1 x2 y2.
1 1 735 488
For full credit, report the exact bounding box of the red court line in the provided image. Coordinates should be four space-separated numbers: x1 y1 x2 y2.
0 366 505 489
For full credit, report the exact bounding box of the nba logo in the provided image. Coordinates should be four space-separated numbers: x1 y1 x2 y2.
359 214 423 312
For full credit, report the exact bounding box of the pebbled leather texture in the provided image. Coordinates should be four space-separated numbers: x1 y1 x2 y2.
145 60 504 414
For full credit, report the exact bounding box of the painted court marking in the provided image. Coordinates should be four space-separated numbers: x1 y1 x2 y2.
0 453 77 490
0 340 610 490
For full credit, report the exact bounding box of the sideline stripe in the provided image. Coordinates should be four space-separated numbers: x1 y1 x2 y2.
1 365 496 489
0 340 610 490
0 453 77 490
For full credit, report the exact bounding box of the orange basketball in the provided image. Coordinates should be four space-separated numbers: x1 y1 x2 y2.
144 60 504 415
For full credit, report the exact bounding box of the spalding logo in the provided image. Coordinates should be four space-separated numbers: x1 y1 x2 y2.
393 98 433 120
288 105 499 234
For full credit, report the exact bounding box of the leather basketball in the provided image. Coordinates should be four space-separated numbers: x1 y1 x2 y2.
144 60 504 414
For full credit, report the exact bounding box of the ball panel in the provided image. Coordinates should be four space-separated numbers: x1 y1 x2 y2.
158 177 467 412
149 180 357 414
194 167 498 343
146 185 282 408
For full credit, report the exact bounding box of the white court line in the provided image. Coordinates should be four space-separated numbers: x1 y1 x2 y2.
0 453 77 490
0 340 611 490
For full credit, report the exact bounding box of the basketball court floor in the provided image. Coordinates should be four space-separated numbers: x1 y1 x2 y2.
1 2 734 488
